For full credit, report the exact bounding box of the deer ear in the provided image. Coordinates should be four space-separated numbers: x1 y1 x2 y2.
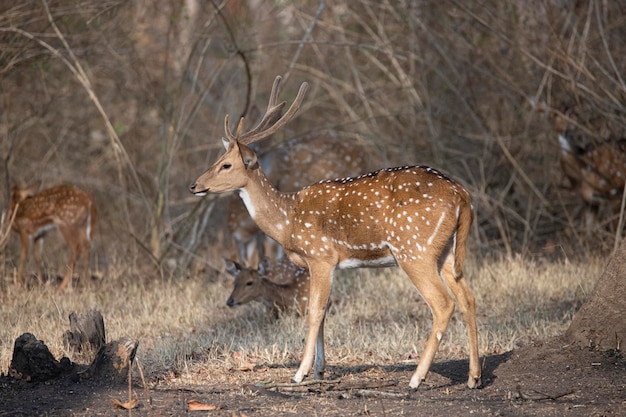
27 181 42 195
258 256 272 276
223 257 241 277
239 143 259 169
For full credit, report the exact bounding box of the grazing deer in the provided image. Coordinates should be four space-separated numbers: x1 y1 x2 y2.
550 109 626 227
9 183 97 291
190 75 480 389
228 135 372 266
223 256 310 316
558 134 626 205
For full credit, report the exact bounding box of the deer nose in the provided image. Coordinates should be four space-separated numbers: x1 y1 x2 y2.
189 182 197 192
226 297 235 307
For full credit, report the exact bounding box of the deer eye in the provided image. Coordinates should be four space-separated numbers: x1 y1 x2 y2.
221 163 232 171
245 281 253 286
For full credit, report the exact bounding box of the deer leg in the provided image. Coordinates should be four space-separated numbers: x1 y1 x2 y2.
399 259 455 389
440 253 481 389
33 236 45 283
77 227 91 282
16 233 30 286
254 232 265 265
293 262 333 383
313 303 328 380
57 226 78 292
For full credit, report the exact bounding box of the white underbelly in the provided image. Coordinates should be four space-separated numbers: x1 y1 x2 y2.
337 255 397 269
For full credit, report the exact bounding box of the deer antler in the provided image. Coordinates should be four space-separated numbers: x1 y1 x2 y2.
224 75 309 145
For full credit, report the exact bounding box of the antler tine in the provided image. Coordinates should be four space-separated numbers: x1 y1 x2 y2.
223 76 287 143
236 116 245 138
267 75 283 111
239 76 287 141
224 114 237 141
240 81 310 145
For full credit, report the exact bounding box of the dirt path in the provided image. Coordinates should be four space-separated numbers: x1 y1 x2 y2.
1 336 624 416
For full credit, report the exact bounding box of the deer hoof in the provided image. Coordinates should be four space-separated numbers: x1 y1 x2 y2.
409 374 425 389
467 375 481 389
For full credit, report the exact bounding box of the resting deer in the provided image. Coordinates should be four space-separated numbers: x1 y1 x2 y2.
223 256 310 316
9 183 97 291
228 135 372 266
190 75 480 389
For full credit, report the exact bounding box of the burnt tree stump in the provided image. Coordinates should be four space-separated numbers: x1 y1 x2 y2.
9 333 72 382
9 311 139 386
80 338 139 384
62 310 106 359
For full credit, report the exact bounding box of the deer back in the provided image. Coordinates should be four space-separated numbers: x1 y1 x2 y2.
275 166 472 275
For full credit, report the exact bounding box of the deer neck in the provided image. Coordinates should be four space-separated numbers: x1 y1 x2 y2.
238 168 292 244
259 276 294 305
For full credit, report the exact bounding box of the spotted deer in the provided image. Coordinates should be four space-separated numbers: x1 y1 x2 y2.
228 135 372 266
555 111 626 204
9 183 97 291
190 75 480 389
539 105 626 233
559 135 626 201
223 256 310 316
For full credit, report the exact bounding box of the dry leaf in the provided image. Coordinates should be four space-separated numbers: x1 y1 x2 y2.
112 398 138 410
187 399 220 411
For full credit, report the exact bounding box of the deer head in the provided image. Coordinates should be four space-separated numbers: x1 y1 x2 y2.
190 76 308 197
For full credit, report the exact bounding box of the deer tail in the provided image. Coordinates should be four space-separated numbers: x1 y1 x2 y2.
453 191 473 279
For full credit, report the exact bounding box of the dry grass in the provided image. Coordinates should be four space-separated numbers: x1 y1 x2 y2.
0 253 603 385
0 0 621 390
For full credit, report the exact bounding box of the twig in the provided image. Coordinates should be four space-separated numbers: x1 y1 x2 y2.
127 358 132 417
255 378 341 390
347 389 408 399
283 0 325 87
245 385 295 399
209 0 252 119
613 182 626 255
515 385 575 401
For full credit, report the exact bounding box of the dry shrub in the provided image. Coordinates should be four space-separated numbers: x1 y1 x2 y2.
1 0 624 272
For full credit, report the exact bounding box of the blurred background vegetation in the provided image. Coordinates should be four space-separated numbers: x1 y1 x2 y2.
1 0 625 280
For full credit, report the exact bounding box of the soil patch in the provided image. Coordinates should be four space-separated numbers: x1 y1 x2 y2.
1 336 624 416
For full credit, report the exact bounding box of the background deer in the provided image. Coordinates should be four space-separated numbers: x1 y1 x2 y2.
223 256 310 316
550 107 626 227
190 75 480 389
9 183 97 291
228 135 372 266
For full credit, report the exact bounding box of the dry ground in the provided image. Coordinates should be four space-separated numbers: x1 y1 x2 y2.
0 257 624 416
1 336 624 416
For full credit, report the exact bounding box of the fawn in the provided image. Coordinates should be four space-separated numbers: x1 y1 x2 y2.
9 183 96 291
223 256 310 316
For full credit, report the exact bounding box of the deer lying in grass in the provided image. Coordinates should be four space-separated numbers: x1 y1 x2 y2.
9 183 97 291
223 256 310 316
190 75 480 389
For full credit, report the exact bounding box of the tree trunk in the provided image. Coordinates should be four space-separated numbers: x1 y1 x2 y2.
564 239 626 350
